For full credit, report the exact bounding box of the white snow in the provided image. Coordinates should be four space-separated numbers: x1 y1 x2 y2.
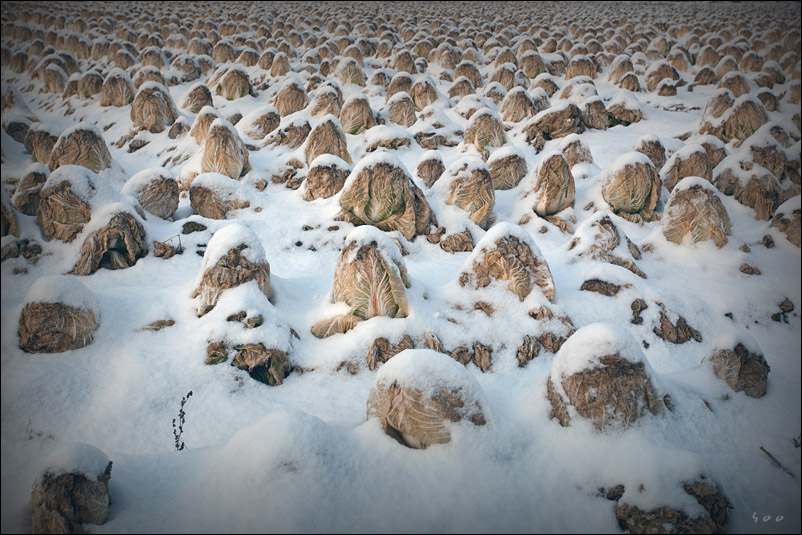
645 60 673 77
386 90 413 106
775 195 800 216
528 86 550 102
80 200 147 239
551 322 649 379
195 105 220 119
450 75 473 88
179 82 210 107
487 144 524 164
694 133 726 152
51 121 108 151
342 93 369 106
23 275 97 311
373 348 488 408
341 151 412 193
121 167 174 197
309 154 351 170
418 150 442 164
467 106 502 127
608 54 632 73
713 154 775 188
309 113 344 132
719 94 768 125
23 121 59 137
530 99 575 124
670 175 720 193
2 3 801 534
518 150 571 200
20 162 50 178
204 117 240 140
483 81 507 98
106 67 134 87
40 165 99 202
605 150 654 174
565 210 634 260
608 89 642 110
196 222 268 276
432 155 489 199
460 221 546 275
633 133 661 150
38 443 109 482
341 224 406 270
705 331 764 357
363 124 411 146
198 283 291 352
190 172 248 202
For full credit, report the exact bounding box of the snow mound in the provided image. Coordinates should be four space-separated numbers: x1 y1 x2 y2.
39 443 110 482
38 443 110 482
190 172 249 200
23 275 97 311
199 223 267 273
373 349 488 409
341 225 406 269
121 167 174 197
41 165 99 202
551 323 649 379
707 331 763 356
309 153 351 170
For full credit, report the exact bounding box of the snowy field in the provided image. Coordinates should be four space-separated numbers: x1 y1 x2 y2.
1 1 801 533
